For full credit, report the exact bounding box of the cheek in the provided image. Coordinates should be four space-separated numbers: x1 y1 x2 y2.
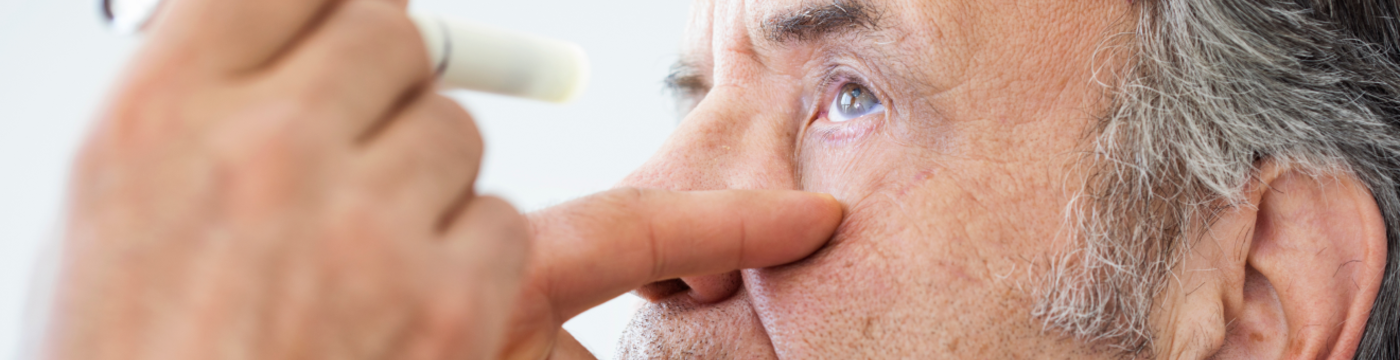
740 199 1016 357
798 113 954 202
749 150 1070 356
740 211 905 355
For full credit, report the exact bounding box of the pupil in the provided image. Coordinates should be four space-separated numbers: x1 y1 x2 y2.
842 85 863 112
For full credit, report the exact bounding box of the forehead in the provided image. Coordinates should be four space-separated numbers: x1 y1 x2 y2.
678 0 1131 105
678 0 979 98
681 0 931 54
677 0 979 84
680 0 1120 58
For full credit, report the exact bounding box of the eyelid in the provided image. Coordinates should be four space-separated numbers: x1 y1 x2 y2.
814 68 886 122
814 68 860 100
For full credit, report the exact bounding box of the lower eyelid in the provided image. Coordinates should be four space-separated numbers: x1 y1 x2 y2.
811 109 884 144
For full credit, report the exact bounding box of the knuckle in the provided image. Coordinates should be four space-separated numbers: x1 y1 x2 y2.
477 196 529 239
394 95 482 163
427 96 483 157
345 0 421 39
449 196 531 261
334 0 432 78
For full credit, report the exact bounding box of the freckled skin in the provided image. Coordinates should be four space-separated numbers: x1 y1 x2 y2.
617 0 1132 358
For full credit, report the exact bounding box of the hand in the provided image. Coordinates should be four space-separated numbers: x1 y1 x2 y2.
47 0 843 359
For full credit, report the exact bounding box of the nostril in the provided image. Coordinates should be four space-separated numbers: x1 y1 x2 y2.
632 272 744 304
635 279 690 302
681 271 742 304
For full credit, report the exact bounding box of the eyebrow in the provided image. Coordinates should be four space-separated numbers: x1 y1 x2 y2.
663 60 709 101
664 0 885 102
761 0 883 44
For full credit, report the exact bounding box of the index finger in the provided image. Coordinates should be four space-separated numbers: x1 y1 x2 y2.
525 188 843 319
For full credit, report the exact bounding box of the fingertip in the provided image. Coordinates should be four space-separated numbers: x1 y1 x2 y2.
729 191 844 268
782 191 844 233
778 190 840 209
809 192 844 222
809 191 839 204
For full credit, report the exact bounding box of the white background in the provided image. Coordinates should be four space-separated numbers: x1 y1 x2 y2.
0 0 692 358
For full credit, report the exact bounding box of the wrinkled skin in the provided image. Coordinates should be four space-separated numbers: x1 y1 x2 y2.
48 0 1388 357
617 0 1131 358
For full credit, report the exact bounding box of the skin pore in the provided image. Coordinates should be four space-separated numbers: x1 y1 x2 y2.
618 0 1132 358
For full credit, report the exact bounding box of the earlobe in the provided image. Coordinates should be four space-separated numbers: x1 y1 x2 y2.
1208 168 1388 359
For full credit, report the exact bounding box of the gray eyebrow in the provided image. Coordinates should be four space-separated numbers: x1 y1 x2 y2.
664 1 885 103
762 0 883 44
663 60 709 100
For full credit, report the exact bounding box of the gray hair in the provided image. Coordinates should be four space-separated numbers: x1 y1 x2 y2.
1035 0 1400 358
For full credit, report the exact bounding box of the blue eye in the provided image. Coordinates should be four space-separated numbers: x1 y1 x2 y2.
826 83 884 122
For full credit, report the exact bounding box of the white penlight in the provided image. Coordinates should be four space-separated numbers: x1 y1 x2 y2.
101 0 590 103
411 14 589 103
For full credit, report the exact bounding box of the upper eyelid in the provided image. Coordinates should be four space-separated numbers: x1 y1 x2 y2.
817 70 883 109
813 65 849 97
815 62 882 96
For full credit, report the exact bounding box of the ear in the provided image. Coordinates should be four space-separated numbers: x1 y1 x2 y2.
1161 163 1388 359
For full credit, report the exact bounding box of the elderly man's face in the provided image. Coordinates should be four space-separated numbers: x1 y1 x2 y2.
617 0 1131 357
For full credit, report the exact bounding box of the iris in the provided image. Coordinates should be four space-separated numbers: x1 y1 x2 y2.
827 83 883 122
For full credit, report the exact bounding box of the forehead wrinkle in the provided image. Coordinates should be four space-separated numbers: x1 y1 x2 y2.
704 0 788 89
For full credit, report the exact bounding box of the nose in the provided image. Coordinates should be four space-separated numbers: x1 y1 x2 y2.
619 87 802 191
622 86 803 304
